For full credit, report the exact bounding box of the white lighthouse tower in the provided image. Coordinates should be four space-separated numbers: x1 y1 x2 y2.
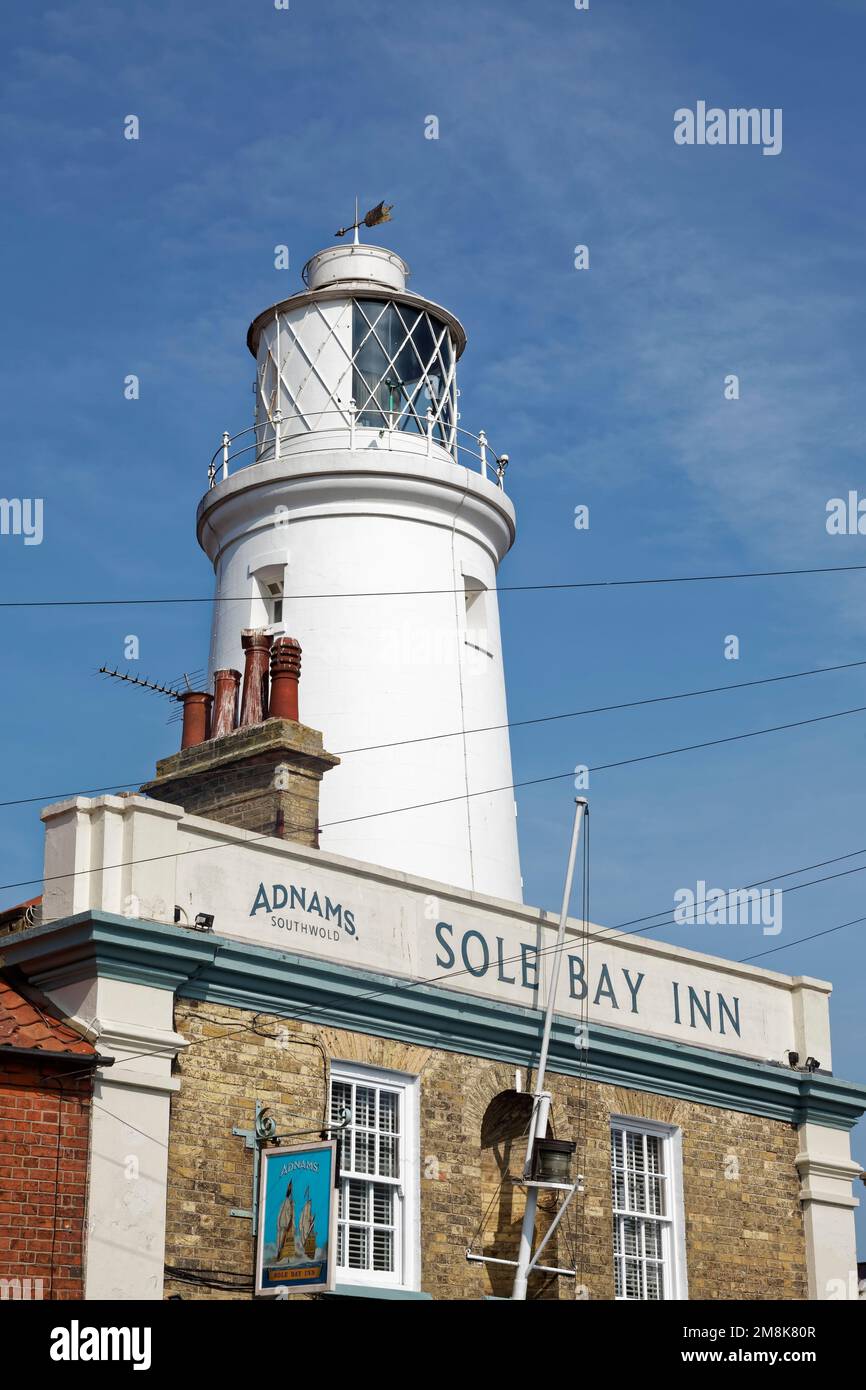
197 225 523 902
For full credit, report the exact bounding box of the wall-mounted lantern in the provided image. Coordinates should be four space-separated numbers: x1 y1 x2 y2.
532 1138 576 1185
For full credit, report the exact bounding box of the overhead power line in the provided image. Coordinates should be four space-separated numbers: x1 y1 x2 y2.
339 656 866 755
597 857 866 946
740 915 866 963
3 560 866 607
323 700 866 832
3 655 866 811
603 847 866 932
3 698 866 895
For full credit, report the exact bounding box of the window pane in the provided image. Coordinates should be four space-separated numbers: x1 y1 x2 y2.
352 300 453 439
631 1172 647 1213
354 1130 375 1175
612 1127 624 1167
353 301 399 425
372 1184 393 1226
339 1129 352 1172
373 1228 394 1273
624 1258 641 1299
346 1180 368 1222
354 1085 375 1129
379 1090 398 1134
331 1081 351 1123
379 1135 398 1178
644 1222 663 1261
626 1131 643 1170
621 1217 639 1257
645 1262 664 1301
347 1226 368 1270
649 1175 665 1217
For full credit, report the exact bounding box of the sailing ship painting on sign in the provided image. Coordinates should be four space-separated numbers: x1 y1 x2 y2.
256 1141 338 1295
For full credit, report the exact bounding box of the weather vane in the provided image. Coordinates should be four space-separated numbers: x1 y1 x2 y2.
335 198 394 242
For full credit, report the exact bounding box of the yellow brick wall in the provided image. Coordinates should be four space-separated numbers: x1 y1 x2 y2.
163 999 808 1301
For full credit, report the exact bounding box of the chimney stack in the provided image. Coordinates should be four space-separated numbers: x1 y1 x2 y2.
141 634 337 847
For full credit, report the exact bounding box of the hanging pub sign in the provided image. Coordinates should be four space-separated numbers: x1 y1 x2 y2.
255 1140 339 1296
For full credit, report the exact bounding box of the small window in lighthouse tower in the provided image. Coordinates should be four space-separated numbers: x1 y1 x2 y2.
250 565 287 632
264 580 284 627
464 577 493 660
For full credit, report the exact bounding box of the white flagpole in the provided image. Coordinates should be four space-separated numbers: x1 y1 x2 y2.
511 796 587 1301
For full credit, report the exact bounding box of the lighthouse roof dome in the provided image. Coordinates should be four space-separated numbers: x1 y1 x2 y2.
303 243 408 293
246 243 467 359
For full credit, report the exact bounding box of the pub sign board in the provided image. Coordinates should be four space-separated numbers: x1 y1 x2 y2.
255 1140 339 1296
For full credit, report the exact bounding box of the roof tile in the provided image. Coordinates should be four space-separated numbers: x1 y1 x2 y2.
0 975 95 1057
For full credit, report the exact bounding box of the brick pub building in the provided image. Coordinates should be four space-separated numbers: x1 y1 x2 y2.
2 234 865 1300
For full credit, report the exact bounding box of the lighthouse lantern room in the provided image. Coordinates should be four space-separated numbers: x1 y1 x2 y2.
197 227 523 902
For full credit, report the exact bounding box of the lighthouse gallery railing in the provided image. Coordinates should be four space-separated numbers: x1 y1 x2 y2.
207 407 509 491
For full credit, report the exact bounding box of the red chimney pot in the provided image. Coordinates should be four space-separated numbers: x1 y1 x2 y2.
180 692 213 749
269 637 302 722
212 668 241 738
239 629 272 727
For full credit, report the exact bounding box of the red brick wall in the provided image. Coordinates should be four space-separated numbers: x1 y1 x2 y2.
0 1058 91 1299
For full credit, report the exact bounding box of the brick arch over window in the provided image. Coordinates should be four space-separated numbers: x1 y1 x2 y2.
606 1089 691 1130
316 1030 429 1078
478 1088 564 1300
460 1062 516 1135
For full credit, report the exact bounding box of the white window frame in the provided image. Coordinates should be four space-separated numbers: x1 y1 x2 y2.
248 554 289 637
461 571 494 663
610 1115 688 1301
329 1060 420 1292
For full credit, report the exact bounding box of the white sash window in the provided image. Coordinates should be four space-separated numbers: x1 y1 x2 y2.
330 1063 419 1291
611 1118 687 1300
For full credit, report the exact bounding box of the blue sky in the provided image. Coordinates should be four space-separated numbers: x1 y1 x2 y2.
2 1 866 1248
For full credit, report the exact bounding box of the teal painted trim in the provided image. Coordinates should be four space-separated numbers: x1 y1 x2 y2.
324 1284 432 1300
6 911 866 1131
2 911 220 991
570 1020 866 1131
